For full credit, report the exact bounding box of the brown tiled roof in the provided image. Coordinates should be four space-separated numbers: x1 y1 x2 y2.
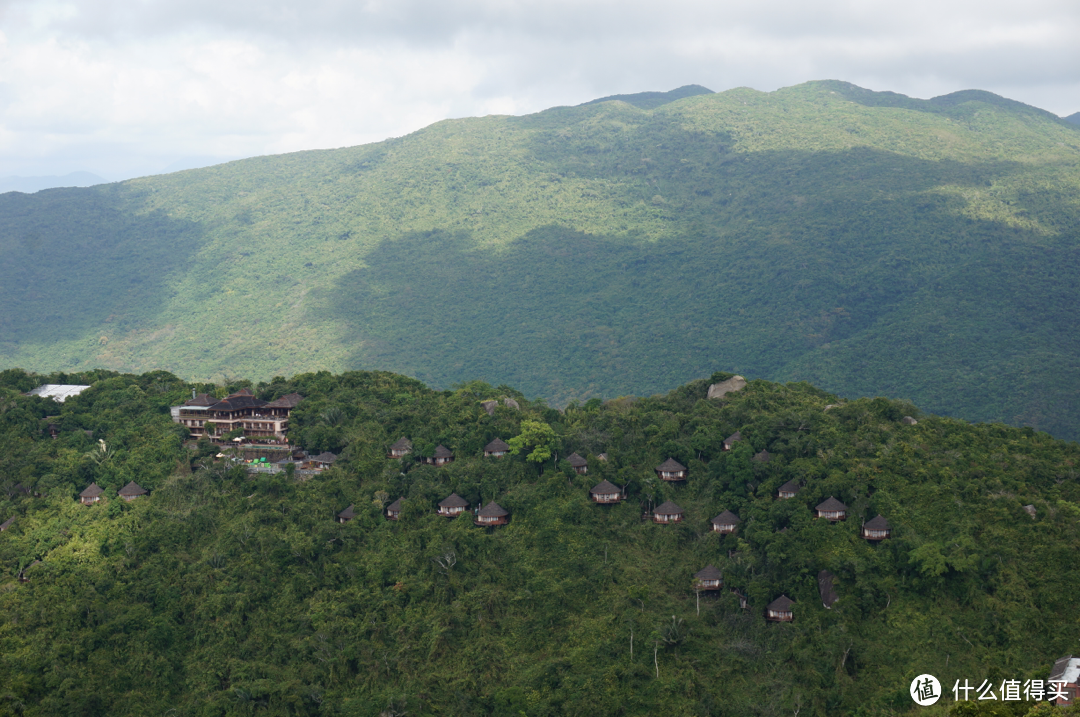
265 392 304 408
816 497 847 512
654 500 683 516
567 452 587 467
589 480 621 495
767 595 794 611
711 510 741 526
80 483 104 498
433 445 453 458
439 493 469 508
694 565 723 581
752 450 771 463
184 393 217 406
778 480 800 494
210 395 267 411
484 438 510 452
863 514 889 530
477 501 508 517
390 437 412 451
386 497 404 512
818 570 838 607
0 517 14 531
338 505 356 520
311 452 338 464
118 481 147 496
228 388 254 397
724 431 742 445
655 457 686 472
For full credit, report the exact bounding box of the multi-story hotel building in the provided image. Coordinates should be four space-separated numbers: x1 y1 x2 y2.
171 389 303 440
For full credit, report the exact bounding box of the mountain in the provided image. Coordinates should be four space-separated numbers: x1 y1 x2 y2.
578 83 715 109
2 81 1080 438
0 171 106 194
1064 112 1080 126
1 368 1078 715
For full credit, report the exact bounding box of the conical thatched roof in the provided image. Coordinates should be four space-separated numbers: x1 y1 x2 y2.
439 493 469 508
767 595 795 611
477 501 508 517
654 500 683 516
567 452 587 467
752 450 771 463
386 497 404 512
118 481 147 497
694 565 723 581
337 505 356 520
390 437 412 451
778 480 800 494
484 438 510 452
80 483 104 498
724 431 742 446
433 445 453 458
311 452 338 464
711 510 741 526
655 457 686 472
589 479 621 495
863 514 890 530
816 497 847 512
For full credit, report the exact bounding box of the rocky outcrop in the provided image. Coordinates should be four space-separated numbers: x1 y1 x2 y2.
707 375 746 400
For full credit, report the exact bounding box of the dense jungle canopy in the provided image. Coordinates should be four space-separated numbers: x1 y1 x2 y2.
1 368 1079 716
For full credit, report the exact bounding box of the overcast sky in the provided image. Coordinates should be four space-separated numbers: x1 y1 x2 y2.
2 0 1078 182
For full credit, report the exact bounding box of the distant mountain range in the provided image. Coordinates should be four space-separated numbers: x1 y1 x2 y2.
2 80 1080 438
0 171 105 194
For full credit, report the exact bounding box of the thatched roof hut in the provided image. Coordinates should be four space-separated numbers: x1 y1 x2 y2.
694 565 723 590
752 450 771 463
723 432 742 451
655 458 687 482
862 514 890 540
337 505 356 523
484 438 510 457
589 480 623 504
79 483 105 505
652 500 684 524
815 497 847 521
777 480 800 499
386 497 404 521
118 481 148 501
432 445 454 466
766 595 794 622
309 452 338 468
567 452 588 474
475 501 509 526
388 437 412 458
711 510 741 534
438 493 470 517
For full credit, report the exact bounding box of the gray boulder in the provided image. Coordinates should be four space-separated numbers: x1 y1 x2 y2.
707 375 747 400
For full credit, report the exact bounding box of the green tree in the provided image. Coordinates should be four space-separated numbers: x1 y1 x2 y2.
507 420 556 465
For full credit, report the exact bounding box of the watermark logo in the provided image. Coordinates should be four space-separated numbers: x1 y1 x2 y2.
911 674 942 706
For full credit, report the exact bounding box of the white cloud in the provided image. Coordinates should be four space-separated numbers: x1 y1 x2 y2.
2 0 1078 180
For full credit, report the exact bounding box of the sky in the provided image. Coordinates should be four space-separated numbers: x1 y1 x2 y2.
1 0 1078 183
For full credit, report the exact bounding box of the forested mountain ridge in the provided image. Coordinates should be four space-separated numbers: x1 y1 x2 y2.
2 81 1080 437
1 368 1079 715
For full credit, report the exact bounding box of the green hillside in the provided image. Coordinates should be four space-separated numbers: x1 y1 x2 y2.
1 369 1079 716
2 81 1080 437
